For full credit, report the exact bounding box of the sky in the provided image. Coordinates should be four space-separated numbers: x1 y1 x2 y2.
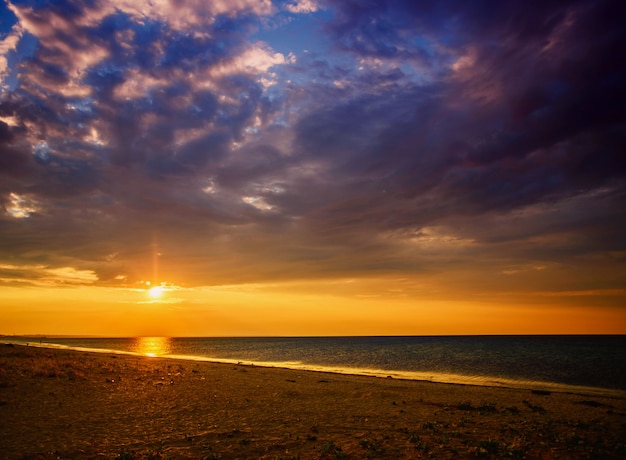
1 0 625 337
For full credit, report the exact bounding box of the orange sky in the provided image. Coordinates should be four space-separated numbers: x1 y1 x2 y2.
1 1 625 336
2 276 625 336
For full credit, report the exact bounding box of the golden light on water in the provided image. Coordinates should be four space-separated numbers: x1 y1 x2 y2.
133 336 172 357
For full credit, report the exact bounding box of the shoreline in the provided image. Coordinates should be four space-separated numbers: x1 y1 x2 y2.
4 338 625 400
2 343 626 459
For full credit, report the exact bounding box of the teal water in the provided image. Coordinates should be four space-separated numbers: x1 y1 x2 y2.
8 335 626 396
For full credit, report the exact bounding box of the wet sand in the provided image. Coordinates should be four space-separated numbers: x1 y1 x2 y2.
1 343 625 459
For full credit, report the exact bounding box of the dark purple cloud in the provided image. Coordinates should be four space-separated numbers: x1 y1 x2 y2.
0 0 624 299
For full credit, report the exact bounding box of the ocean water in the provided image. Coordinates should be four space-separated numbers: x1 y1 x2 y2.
9 335 626 397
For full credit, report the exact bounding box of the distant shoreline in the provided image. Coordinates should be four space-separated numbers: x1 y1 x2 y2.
4 333 626 338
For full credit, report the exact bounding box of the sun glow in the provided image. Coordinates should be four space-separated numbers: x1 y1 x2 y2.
147 285 164 298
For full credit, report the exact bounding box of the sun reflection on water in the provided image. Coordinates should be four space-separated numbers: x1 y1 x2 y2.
132 336 172 357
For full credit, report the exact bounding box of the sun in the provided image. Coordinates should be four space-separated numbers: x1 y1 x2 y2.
147 285 164 298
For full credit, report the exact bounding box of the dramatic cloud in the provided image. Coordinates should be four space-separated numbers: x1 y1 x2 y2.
1 0 625 333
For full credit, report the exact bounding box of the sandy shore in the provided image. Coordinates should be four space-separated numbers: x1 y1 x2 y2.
1 343 625 459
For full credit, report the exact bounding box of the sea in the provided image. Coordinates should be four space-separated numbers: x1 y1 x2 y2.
6 335 626 397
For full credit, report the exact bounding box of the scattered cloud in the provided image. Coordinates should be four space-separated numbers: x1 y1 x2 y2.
0 0 624 311
285 0 320 14
0 263 98 286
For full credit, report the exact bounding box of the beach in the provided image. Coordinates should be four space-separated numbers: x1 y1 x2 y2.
1 344 625 459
